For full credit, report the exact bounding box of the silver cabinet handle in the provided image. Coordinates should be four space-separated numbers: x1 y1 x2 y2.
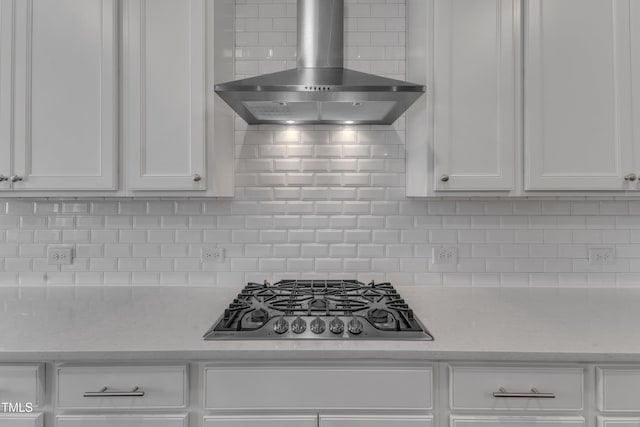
83 386 145 398
0 175 7 182
493 387 555 399
192 174 202 182
625 173 637 182
440 175 450 182
9 175 23 183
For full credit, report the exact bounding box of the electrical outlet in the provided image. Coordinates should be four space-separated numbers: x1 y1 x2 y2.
432 247 458 265
202 247 225 263
589 247 616 265
47 245 74 265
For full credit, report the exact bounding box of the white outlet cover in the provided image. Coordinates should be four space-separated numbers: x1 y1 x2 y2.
588 247 616 266
202 247 225 263
432 247 458 265
47 245 74 265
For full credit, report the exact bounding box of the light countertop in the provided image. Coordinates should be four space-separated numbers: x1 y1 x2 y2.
0 286 639 362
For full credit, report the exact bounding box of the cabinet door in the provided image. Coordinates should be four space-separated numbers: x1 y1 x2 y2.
56 415 188 427
451 416 585 427
0 414 42 427
56 365 188 410
12 0 117 190
0 365 45 408
204 415 318 427
0 0 12 190
433 0 517 191
599 418 640 427
320 415 433 427
124 0 206 191
525 0 634 190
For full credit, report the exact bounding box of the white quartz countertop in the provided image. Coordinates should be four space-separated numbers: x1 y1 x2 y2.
0 286 639 362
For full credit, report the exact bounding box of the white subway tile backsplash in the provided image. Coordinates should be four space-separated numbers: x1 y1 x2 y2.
0 0 638 288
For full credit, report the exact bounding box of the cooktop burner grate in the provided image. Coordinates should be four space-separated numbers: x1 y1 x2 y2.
203 280 433 340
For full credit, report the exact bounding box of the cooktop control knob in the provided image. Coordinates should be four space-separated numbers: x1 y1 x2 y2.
291 316 306 334
329 316 344 334
310 317 325 334
273 316 289 334
348 317 364 335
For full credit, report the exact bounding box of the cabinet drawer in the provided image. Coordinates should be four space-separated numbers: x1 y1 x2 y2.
56 415 188 427
450 366 584 411
0 365 44 408
320 415 433 427
451 416 585 427
204 415 317 427
597 368 640 412
0 414 43 427
598 418 640 427
204 364 432 411
56 365 188 410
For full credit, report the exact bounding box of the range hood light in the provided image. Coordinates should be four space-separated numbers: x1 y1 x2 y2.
286 120 296 125
344 121 355 125
214 0 425 125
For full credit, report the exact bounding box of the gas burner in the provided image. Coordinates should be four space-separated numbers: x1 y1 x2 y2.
369 308 390 324
250 308 269 323
203 280 433 341
309 299 328 310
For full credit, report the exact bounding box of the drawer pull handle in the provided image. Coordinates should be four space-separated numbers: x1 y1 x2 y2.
493 387 556 399
83 386 145 398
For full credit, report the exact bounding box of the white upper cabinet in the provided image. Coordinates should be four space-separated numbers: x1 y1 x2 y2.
11 0 117 190
0 0 12 190
407 0 519 196
524 0 634 190
124 0 207 191
433 0 517 191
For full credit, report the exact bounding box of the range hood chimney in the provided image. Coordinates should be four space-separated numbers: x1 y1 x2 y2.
297 0 344 69
214 0 425 125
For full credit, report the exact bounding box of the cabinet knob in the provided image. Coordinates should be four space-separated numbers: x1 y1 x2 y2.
440 174 450 182
0 175 7 182
9 175 23 183
624 173 637 182
192 174 202 182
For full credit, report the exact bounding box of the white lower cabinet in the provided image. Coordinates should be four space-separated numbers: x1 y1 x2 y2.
0 414 43 427
597 367 640 412
204 364 432 411
56 365 188 410
319 414 433 427
450 416 586 426
598 418 640 427
450 366 584 411
18 361 640 426
55 415 188 427
204 415 318 427
54 365 189 427
0 364 44 408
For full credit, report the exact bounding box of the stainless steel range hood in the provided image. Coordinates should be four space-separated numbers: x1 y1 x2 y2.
215 0 425 125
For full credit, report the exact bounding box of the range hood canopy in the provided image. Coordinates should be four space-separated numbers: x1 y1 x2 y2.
215 0 425 125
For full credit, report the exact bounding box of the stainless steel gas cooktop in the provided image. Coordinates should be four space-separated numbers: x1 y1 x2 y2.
203 279 433 340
